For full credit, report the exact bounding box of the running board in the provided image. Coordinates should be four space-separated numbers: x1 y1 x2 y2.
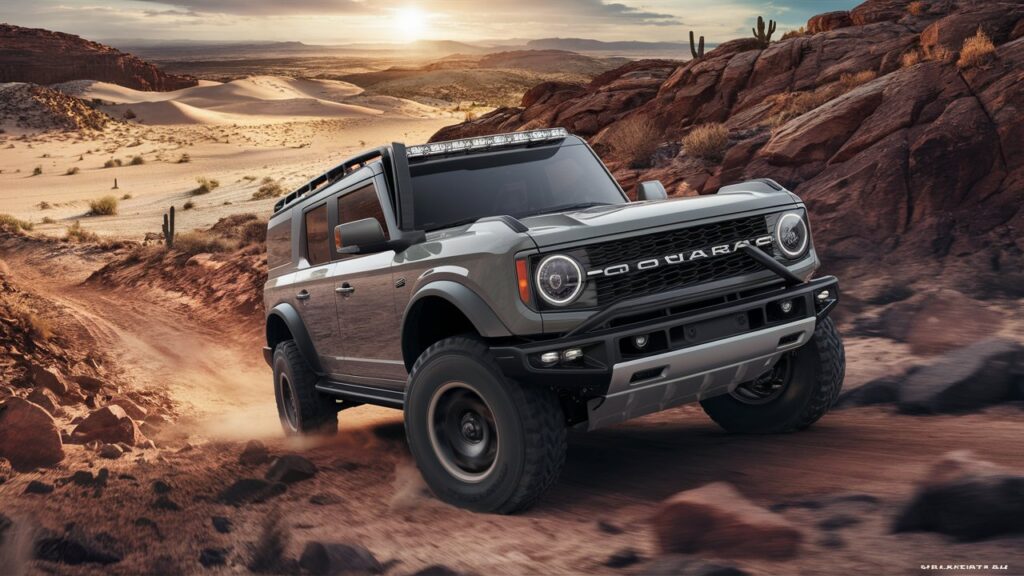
316 381 405 409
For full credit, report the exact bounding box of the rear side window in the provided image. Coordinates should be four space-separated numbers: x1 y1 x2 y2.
304 203 330 265
338 184 389 239
266 218 291 270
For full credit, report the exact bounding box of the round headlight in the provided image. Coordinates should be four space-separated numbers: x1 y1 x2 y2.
775 213 809 259
535 254 584 306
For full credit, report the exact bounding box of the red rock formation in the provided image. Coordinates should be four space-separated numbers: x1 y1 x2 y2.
0 24 196 91
432 0 1024 300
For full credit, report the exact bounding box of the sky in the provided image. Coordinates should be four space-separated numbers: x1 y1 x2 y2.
3 1 861 45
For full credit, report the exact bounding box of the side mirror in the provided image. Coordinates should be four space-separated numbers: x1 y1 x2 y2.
335 218 386 254
636 180 667 201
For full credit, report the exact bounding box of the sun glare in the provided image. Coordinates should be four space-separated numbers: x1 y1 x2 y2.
395 7 428 41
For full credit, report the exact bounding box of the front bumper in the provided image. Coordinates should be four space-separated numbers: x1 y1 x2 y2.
492 276 838 430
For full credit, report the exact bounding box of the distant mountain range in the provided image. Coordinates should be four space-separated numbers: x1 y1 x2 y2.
525 38 701 52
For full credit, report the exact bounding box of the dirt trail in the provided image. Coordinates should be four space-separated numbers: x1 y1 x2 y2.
0 240 279 440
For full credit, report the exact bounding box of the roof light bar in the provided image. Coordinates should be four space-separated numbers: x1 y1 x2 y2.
407 128 569 159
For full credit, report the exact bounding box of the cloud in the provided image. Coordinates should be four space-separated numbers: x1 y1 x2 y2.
132 0 369 16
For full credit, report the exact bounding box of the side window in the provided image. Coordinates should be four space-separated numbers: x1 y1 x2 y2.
304 203 330 265
338 184 389 240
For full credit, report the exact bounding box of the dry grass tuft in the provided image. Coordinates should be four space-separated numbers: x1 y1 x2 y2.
191 177 220 195
177 153 191 164
901 49 922 68
103 158 123 168
65 166 80 176
13 303 53 341
765 70 878 128
907 1 926 16
0 214 34 233
682 123 729 162
129 155 145 166
88 196 118 216
252 177 285 200
65 220 99 243
923 43 953 63
780 26 807 41
957 28 996 68
613 115 660 169
183 200 195 210
173 231 238 255
32 165 42 176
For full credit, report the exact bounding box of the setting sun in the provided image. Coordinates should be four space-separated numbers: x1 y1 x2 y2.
395 7 428 41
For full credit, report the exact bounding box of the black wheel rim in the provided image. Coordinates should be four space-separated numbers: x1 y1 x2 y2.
730 353 793 405
428 382 498 483
279 373 299 431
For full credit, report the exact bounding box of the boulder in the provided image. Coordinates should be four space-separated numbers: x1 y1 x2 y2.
30 364 68 396
217 478 286 506
239 439 270 466
651 482 802 559
73 374 105 394
71 406 145 446
27 387 62 416
894 451 1024 541
835 376 902 408
900 290 1002 355
108 398 147 420
299 542 383 575
25 480 54 494
265 455 317 484
807 11 853 33
898 339 1021 413
34 531 123 565
0 397 65 469
98 444 123 459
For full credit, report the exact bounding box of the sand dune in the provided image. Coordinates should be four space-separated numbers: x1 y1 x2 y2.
57 75 437 125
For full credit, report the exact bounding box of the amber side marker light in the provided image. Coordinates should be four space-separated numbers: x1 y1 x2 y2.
516 259 531 304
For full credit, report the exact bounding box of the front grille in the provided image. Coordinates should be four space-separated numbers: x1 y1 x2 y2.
582 215 771 306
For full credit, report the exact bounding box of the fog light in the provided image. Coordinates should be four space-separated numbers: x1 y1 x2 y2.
817 290 830 301
780 300 793 314
540 351 560 365
633 335 649 349
562 348 584 362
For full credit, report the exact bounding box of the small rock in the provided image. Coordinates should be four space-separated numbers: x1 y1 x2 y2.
604 548 641 568
151 495 181 511
25 480 54 494
141 439 156 449
265 454 317 484
109 398 147 420
818 514 861 531
143 413 171 429
99 444 123 459
71 405 145 447
85 395 104 409
299 542 383 575
818 533 845 549
34 532 122 565
597 520 624 534
134 517 163 540
835 376 901 408
239 439 270 465
152 479 172 494
27 387 63 416
211 516 232 534
309 493 342 506
199 547 228 568
30 364 68 396
652 482 802 559
217 478 286 506
635 555 749 576
0 397 66 469
73 375 105 394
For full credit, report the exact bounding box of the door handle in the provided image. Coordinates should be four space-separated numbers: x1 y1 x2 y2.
335 283 355 295
296 289 311 301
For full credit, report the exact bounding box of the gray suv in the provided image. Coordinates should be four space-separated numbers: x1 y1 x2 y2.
262 128 844 513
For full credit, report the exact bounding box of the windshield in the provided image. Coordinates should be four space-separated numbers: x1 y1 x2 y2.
410 142 627 232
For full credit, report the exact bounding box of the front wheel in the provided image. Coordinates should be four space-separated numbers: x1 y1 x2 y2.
700 317 845 433
405 337 567 514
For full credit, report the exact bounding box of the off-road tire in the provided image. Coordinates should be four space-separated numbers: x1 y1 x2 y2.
405 336 567 514
700 317 845 433
273 340 338 436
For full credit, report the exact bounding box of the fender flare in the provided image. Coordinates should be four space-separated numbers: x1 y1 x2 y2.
403 280 511 342
267 303 324 374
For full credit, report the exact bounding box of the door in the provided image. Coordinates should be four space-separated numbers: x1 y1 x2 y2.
293 201 345 374
332 181 406 386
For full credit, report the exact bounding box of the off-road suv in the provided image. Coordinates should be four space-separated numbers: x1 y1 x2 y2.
262 128 844 513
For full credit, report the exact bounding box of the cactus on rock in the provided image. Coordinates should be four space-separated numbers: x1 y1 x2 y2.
689 31 705 59
752 16 777 48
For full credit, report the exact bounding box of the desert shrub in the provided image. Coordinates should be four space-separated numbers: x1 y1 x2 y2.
252 177 285 200
123 108 137 120
41 216 55 224
87 195 119 216
765 70 877 127
177 153 191 163
32 165 42 176
683 123 729 162
65 220 99 242
0 214 34 232
192 177 220 195
780 26 807 41
837 70 877 90
121 193 132 200
103 158 123 168
9 301 52 341
173 231 238 255
38 201 51 210
924 43 953 63
243 175 257 181
957 28 996 68
464 110 478 122
907 1 926 16
613 115 660 169
130 155 145 166
66 166 80 175
901 49 922 68
183 200 195 210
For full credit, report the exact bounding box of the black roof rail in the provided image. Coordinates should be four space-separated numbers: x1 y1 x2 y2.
272 146 388 215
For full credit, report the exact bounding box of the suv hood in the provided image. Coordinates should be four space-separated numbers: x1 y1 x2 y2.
519 190 799 248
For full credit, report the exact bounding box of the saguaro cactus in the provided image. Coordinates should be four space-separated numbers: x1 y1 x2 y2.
689 31 705 59
162 206 175 248
752 16 777 47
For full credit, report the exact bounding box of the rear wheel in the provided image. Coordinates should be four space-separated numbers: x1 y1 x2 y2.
405 336 566 513
700 318 845 433
273 340 338 436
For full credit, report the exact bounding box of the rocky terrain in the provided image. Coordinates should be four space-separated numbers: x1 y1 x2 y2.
435 0 1024 306
0 24 196 91
0 84 116 131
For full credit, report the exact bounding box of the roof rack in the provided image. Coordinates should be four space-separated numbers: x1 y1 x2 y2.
272 147 388 214
406 128 568 161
